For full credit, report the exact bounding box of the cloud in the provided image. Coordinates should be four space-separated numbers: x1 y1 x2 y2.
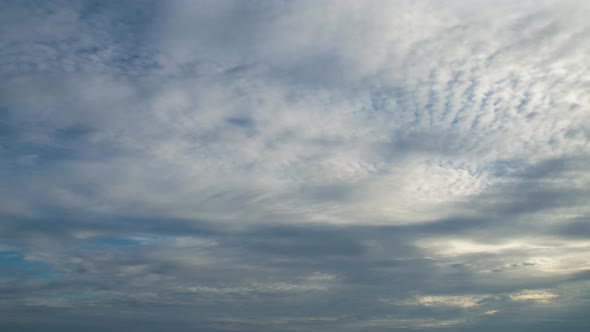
482 310 499 315
509 290 559 304
403 295 488 308
1 0 590 331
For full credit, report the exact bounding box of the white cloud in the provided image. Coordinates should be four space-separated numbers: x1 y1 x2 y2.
482 310 499 315
3 0 589 227
407 295 486 308
509 290 559 304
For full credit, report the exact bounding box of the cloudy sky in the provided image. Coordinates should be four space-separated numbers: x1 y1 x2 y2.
1 0 590 331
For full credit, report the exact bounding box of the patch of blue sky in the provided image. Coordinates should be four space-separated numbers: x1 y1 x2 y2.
9 144 80 163
0 251 58 281
54 124 93 141
94 235 144 247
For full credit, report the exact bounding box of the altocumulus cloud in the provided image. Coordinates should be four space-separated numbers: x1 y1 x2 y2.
1 0 589 331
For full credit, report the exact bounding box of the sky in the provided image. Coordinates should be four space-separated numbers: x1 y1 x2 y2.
1 0 590 331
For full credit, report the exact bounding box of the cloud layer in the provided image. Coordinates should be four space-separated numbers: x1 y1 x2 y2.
1 1 589 331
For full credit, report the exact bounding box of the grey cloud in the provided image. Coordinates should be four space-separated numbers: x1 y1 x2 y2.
1 0 590 331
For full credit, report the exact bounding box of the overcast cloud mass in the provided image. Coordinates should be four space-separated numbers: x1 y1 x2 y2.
1 0 590 331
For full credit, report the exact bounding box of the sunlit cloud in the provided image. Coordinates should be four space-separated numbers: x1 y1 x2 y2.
509 290 559 304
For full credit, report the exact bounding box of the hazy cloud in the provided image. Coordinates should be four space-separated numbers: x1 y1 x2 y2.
1 0 589 331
